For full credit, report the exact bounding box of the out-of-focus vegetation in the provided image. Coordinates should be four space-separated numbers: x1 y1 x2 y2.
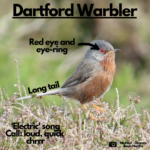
0 88 150 149
0 0 150 116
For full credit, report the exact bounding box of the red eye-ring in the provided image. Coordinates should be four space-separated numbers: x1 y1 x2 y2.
100 49 105 54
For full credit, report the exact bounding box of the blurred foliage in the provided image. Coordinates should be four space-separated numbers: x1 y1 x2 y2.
0 0 150 115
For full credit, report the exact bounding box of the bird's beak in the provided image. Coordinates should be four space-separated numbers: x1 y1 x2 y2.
106 49 121 54
114 49 121 52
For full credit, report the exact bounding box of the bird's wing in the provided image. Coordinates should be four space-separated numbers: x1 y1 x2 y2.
61 59 100 88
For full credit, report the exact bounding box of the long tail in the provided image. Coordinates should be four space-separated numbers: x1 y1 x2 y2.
15 88 66 101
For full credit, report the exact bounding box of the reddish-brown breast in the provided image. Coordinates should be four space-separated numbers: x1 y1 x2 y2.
72 52 116 104
100 52 116 76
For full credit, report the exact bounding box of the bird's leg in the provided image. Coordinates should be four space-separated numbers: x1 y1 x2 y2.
82 104 100 120
90 98 105 113
76 102 105 120
82 104 87 109
82 104 106 121
92 104 104 113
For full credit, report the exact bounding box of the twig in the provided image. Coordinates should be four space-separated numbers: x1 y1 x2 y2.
0 86 3 101
116 88 120 110
14 59 22 97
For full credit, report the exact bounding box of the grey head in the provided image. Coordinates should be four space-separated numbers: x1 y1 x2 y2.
84 40 120 62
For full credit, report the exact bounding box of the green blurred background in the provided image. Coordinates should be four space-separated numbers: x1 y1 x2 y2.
0 0 150 114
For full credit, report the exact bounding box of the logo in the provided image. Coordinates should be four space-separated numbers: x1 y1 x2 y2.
109 142 117 147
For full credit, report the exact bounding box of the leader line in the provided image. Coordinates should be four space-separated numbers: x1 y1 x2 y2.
12 17 137 19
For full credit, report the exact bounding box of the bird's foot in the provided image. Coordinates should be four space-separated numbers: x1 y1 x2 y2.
82 104 105 121
89 113 106 121
92 104 105 113
82 104 87 109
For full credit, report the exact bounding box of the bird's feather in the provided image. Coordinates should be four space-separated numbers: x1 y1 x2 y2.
61 59 102 88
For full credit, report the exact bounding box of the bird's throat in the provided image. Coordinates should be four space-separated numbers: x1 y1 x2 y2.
100 53 116 75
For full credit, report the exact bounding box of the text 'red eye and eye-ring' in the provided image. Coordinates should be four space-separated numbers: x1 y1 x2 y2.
100 49 105 53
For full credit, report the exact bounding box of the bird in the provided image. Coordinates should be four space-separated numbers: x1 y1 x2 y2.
16 40 120 119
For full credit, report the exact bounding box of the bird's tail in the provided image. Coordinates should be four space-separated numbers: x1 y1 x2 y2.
16 88 66 101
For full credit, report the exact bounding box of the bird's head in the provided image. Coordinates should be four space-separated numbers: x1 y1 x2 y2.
84 40 120 62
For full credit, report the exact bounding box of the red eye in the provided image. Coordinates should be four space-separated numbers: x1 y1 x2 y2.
100 49 105 53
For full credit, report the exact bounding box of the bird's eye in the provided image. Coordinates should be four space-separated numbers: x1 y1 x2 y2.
100 49 106 54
